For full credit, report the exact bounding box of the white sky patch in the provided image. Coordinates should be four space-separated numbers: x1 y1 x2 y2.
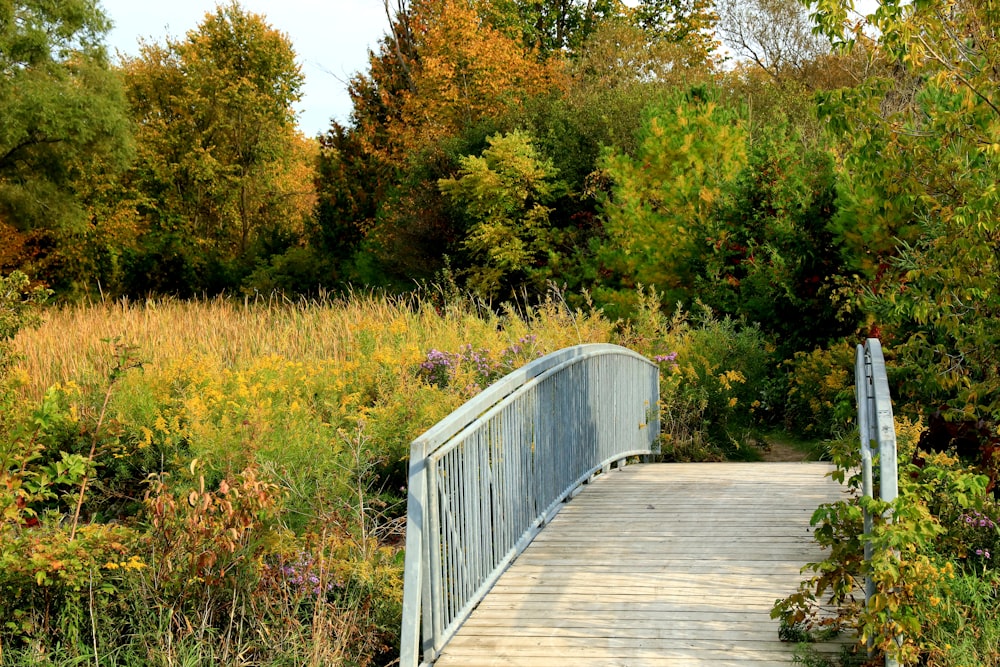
99 0 391 137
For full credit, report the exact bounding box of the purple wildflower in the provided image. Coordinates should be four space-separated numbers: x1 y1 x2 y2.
268 552 336 598
959 510 997 530
653 352 679 368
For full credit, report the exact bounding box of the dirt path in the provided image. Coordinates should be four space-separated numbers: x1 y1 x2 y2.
760 437 811 462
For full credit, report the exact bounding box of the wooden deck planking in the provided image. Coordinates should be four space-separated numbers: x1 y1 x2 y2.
433 462 849 666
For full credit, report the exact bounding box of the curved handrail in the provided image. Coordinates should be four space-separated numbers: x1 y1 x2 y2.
399 343 660 667
855 338 900 667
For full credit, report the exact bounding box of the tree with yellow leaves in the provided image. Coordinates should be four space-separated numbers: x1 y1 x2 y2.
119 2 315 293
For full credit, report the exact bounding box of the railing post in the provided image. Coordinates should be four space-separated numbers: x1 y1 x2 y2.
856 344 876 605
399 449 426 667
856 338 900 667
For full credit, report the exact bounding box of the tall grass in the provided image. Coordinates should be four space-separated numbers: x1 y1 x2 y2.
9 291 613 401
2 289 777 665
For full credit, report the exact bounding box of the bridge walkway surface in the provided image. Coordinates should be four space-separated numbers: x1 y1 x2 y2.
433 461 848 667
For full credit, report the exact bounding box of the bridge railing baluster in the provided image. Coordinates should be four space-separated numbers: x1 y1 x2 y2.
399 343 660 667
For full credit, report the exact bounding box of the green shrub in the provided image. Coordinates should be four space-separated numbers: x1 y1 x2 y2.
775 417 1000 666
784 342 855 439
623 293 775 460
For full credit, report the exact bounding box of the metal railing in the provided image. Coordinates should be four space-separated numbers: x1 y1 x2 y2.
399 343 660 667
855 338 900 667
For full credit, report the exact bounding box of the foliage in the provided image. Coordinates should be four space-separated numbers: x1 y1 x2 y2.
591 86 856 350
658 311 774 461
922 571 1000 666
501 21 719 302
536 16 713 171
0 271 49 378
118 2 315 295
594 87 747 317
715 61 852 152
417 334 540 393
0 0 870 309
376 0 561 166
619 290 774 461
1 359 143 655
783 342 855 439
632 0 719 57
812 0 1000 423
141 462 288 631
775 418 1000 665
483 0 624 56
331 0 566 289
310 124 379 289
0 0 134 295
716 0 828 80
439 131 566 299
696 134 855 354
0 0 133 235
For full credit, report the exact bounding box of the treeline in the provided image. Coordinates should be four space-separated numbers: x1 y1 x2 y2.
1 1 314 296
5 0 1000 423
1 0 858 350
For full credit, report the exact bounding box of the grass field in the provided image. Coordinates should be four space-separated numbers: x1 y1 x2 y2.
1 289 776 665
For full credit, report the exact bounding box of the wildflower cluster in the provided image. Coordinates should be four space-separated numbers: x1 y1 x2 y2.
961 509 996 530
653 351 678 368
418 349 457 388
268 553 338 598
461 345 496 384
417 336 540 391
501 335 537 360
956 508 998 564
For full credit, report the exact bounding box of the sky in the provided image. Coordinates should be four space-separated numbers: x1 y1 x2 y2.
98 0 392 137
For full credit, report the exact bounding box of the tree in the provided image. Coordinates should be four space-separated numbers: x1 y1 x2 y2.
120 2 314 293
344 2 416 170
0 0 133 287
439 131 564 298
328 0 566 287
391 0 561 162
542 16 714 170
812 0 1000 426
697 133 854 354
594 88 747 314
716 0 828 81
483 0 625 56
632 0 718 56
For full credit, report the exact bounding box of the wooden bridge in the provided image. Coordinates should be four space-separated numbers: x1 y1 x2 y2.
399 342 899 667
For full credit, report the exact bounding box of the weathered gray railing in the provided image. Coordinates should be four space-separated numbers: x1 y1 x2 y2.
855 338 900 667
399 343 660 667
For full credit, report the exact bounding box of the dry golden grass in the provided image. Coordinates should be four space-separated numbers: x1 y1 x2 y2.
10 291 615 401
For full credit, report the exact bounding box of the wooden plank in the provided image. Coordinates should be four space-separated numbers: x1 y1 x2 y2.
432 462 850 666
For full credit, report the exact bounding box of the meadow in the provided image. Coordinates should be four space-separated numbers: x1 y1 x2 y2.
1 288 778 665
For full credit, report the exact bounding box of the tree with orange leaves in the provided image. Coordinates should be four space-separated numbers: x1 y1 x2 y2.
383 0 563 165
